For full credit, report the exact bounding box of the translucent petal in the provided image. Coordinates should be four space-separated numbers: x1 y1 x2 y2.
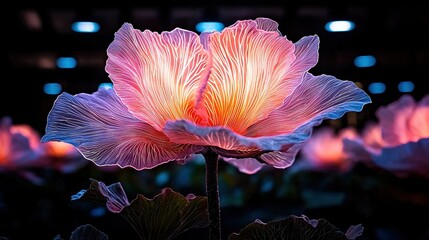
372 138 429 177
409 95 429 139
106 23 211 130
222 157 265 174
201 19 297 134
376 94 416 145
164 119 310 170
300 127 358 170
247 73 371 137
42 88 202 170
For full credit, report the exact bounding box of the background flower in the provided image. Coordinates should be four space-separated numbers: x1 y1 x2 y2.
296 126 359 172
0 116 87 184
42 141 88 174
0 116 45 170
344 94 429 178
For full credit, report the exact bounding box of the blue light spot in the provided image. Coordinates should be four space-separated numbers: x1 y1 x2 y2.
196 22 224 33
397 81 414 93
89 207 106 217
354 55 376 68
325 20 355 32
368 82 386 94
173 167 192 188
98 82 113 89
72 21 100 33
191 154 205 165
260 178 274 193
43 83 62 95
56 57 77 69
155 171 170 186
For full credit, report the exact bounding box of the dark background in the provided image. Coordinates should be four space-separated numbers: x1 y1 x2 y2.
1 3 429 240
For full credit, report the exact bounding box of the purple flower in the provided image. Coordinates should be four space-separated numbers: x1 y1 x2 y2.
344 94 429 178
42 18 370 173
0 116 45 170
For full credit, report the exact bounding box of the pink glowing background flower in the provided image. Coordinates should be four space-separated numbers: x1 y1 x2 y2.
0 116 45 169
0 116 87 181
42 18 371 173
44 141 81 158
344 94 429 178
42 141 88 173
298 126 359 172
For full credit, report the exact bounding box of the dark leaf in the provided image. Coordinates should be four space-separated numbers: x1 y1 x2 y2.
70 224 108 240
72 179 209 240
229 215 363 240
52 234 63 240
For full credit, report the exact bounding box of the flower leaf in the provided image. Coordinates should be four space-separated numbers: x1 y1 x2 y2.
229 215 363 240
70 224 109 240
53 224 108 240
72 179 209 240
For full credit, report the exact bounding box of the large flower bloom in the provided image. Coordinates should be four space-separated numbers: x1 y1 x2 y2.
344 94 429 178
42 18 371 173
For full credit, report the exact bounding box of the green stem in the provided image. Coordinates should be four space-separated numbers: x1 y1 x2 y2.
204 149 221 240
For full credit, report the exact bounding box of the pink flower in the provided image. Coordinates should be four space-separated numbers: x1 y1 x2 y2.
344 94 429 178
42 18 371 173
298 126 359 172
342 122 384 163
0 116 87 175
44 141 81 158
43 141 88 173
376 94 429 145
0 116 45 170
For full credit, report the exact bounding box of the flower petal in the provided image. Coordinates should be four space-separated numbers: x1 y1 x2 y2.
376 94 429 145
0 118 13 163
301 127 340 163
222 157 265 174
300 127 358 170
164 119 310 170
258 144 304 169
372 138 429 178
254 17 280 32
10 125 41 154
342 138 373 163
409 95 429 138
106 23 211 131
201 19 298 134
215 143 302 170
288 35 320 81
247 73 371 137
42 88 202 170
375 94 417 146
0 117 45 168
361 121 385 149
165 119 310 151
